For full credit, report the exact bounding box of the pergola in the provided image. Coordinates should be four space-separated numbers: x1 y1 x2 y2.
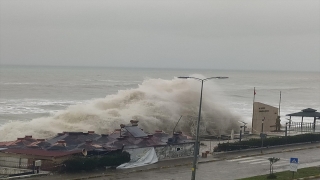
286 108 320 132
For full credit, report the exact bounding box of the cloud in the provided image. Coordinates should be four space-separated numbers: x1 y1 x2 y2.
0 0 319 71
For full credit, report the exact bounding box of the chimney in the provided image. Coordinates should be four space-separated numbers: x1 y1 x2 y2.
17 137 24 140
88 131 95 134
130 120 139 126
121 135 128 138
57 140 66 147
173 132 180 136
25 135 32 139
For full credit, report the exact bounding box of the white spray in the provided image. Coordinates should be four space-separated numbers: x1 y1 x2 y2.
0 75 241 141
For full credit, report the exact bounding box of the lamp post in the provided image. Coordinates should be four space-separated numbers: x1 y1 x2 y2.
285 122 288 144
178 76 228 180
239 126 243 142
261 117 265 153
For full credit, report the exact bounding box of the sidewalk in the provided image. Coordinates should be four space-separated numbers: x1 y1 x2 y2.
209 141 320 161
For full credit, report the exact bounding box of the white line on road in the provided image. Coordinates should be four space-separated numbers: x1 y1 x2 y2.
272 162 290 167
250 160 270 164
227 157 259 162
261 161 287 166
239 159 267 163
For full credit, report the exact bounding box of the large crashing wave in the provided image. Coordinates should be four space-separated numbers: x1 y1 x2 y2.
0 75 240 141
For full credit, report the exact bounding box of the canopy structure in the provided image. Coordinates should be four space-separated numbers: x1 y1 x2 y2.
286 108 320 132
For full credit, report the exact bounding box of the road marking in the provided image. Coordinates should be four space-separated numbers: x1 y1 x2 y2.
261 161 287 166
239 158 266 163
227 157 256 162
250 160 270 164
227 156 289 166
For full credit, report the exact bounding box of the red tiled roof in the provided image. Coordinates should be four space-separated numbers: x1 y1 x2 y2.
2 148 82 157
0 141 14 146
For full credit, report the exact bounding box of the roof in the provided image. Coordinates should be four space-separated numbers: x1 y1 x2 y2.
0 121 194 158
286 108 320 118
124 126 148 138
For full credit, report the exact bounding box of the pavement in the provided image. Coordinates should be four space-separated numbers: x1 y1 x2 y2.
2 141 320 180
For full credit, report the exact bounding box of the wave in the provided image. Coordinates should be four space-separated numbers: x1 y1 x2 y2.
0 75 240 141
0 82 37 85
0 99 82 115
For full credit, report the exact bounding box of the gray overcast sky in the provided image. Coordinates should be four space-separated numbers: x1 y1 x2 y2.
0 0 319 71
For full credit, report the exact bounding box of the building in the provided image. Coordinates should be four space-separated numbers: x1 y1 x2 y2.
252 102 279 134
0 120 194 171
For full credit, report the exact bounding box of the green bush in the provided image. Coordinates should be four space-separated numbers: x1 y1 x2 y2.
215 133 320 152
63 151 130 172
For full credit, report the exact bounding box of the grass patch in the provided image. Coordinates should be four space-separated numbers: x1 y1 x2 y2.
238 166 320 180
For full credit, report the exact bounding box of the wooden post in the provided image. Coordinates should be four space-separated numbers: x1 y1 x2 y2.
300 116 303 132
314 117 316 132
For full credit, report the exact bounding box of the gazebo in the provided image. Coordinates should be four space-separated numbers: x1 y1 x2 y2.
286 108 320 132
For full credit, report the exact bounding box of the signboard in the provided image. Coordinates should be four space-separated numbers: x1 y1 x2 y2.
289 158 298 172
260 133 267 139
35 160 42 166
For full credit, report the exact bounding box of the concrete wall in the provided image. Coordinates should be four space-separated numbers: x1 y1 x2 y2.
154 143 194 160
252 102 278 134
0 153 70 171
0 167 31 175
0 157 28 169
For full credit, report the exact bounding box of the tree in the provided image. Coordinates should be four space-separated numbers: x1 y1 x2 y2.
267 157 280 178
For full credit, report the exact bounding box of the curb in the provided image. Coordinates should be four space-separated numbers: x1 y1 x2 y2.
0 173 48 180
211 145 320 162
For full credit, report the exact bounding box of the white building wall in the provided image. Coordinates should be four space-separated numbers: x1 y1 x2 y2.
154 143 194 161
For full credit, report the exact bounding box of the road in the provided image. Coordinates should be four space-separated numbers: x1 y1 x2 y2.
93 147 320 180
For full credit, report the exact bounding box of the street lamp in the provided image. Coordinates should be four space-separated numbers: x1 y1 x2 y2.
238 121 247 142
178 76 228 180
261 117 265 153
240 126 243 142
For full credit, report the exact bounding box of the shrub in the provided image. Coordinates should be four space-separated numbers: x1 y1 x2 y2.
63 151 130 172
215 133 320 152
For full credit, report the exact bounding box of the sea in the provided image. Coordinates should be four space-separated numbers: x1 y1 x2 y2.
0 65 319 141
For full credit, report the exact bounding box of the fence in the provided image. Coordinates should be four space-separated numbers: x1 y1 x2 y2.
288 122 320 133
